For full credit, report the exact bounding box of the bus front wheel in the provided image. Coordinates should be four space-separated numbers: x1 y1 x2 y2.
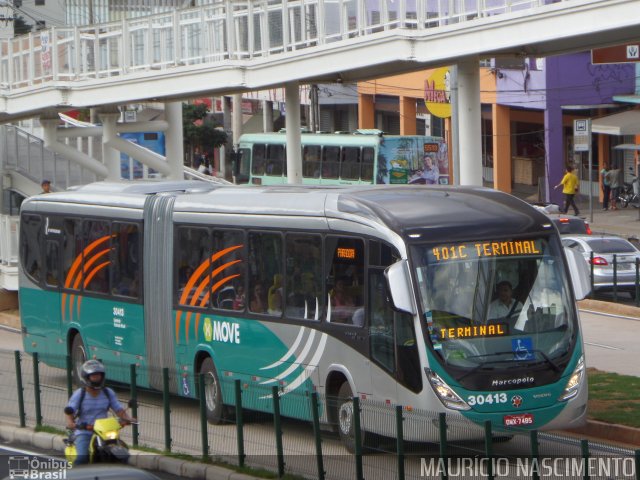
336 382 378 453
200 357 225 424
71 335 87 386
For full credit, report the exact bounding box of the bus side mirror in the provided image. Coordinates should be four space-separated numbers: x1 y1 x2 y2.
563 247 591 300
384 260 416 315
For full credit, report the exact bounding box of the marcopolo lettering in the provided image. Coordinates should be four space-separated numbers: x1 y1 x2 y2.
491 377 535 387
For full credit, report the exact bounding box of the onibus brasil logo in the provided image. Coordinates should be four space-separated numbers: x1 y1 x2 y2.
8 455 71 479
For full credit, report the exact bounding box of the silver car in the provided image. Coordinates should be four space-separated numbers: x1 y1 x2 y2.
561 235 640 297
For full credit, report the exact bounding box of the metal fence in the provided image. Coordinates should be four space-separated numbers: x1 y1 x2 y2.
3 349 640 480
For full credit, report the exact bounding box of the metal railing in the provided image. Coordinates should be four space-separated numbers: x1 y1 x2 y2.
2 125 98 191
4 349 640 480
0 0 571 92
589 254 640 307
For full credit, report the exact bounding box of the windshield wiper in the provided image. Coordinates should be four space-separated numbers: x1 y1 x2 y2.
468 350 560 372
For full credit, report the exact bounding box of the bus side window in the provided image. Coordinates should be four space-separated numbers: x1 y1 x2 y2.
20 214 42 283
341 147 360 180
83 220 111 295
175 227 211 308
361 147 375 182
285 233 322 320
252 144 266 176
112 223 140 299
44 240 60 288
248 231 283 316
303 145 321 178
325 237 364 325
322 146 340 179
212 229 244 311
266 144 284 176
62 219 82 292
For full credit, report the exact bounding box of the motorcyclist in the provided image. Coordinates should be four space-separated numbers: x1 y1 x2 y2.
64 360 135 465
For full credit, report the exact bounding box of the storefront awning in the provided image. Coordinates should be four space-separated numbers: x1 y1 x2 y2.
613 143 640 151
591 110 640 136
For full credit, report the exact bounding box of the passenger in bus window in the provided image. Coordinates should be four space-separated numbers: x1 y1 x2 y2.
232 286 246 310
330 277 356 323
267 274 283 315
487 281 523 321
250 283 267 313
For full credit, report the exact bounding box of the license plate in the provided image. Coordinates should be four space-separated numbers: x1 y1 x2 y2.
503 413 534 426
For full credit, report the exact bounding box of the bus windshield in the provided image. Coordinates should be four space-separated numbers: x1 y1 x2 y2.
411 237 576 379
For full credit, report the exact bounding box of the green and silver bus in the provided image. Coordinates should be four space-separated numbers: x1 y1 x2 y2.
236 131 449 186
19 181 590 448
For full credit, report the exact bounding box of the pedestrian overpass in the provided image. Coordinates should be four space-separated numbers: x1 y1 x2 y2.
0 0 639 289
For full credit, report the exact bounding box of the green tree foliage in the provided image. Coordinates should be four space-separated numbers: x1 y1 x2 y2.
14 16 33 36
183 103 228 158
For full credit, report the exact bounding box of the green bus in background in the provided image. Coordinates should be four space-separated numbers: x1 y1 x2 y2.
235 130 449 186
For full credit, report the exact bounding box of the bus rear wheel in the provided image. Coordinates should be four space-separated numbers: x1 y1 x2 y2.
70 335 87 386
200 357 225 424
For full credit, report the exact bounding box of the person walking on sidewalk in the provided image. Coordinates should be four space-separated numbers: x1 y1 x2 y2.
600 163 611 211
554 165 580 216
606 166 622 210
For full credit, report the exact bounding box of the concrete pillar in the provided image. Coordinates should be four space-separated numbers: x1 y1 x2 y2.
263 100 274 132
545 105 564 204
399 96 416 135
492 104 512 193
597 134 609 202
222 96 232 131
99 110 122 181
457 56 483 186
164 101 184 180
358 94 375 129
285 82 302 184
232 94 243 147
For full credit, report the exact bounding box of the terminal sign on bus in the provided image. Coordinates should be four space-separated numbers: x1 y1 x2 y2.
431 239 542 263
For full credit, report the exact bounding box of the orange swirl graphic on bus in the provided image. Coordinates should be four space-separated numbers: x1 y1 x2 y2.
62 235 113 323
175 244 242 344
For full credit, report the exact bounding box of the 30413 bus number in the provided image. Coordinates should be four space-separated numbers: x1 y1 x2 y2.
467 393 507 406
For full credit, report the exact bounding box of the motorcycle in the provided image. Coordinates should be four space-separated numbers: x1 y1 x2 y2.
617 172 640 208
63 400 136 466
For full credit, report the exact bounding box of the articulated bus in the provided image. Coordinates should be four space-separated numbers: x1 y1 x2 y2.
235 131 449 186
19 181 590 448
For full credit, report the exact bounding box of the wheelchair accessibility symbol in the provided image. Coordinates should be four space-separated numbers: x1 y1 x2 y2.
512 338 534 360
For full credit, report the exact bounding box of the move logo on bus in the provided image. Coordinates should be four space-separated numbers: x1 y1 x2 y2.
203 317 240 344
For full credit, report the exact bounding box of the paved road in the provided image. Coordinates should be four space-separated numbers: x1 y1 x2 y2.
580 309 640 377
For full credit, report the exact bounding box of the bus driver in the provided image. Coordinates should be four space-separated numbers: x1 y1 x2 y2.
487 281 523 321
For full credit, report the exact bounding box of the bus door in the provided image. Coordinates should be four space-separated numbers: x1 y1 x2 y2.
368 256 422 404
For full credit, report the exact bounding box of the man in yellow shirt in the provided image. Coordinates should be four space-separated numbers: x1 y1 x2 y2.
554 166 580 216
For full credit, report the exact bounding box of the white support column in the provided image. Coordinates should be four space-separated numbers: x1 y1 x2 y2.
164 101 184 180
99 110 122 181
232 94 243 147
457 56 483 186
263 100 274 132
285 82 302 184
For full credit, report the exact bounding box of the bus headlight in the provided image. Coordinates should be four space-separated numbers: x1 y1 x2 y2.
558 355 584 402
425 369 470 411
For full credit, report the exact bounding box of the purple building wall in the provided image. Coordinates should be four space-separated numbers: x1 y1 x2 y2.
496 52 635 204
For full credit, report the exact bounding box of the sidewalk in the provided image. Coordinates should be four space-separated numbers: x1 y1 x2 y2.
510 183 640 240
